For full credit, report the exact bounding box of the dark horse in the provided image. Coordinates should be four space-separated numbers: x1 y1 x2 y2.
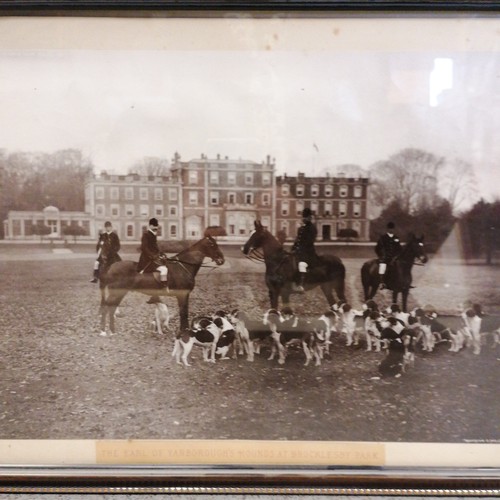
242 221 346 309
99 235 225 333
361 233 428 311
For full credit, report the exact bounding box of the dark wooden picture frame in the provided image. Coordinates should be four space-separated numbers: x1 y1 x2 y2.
0 0 499 495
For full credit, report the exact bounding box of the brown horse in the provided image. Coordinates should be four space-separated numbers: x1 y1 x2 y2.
242 220 346 309
99 235 225 334
361 233 428 311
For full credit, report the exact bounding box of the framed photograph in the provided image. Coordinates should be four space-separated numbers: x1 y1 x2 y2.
0 0 499 495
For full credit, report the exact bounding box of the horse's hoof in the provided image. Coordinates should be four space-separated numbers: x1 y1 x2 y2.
99 331 107 337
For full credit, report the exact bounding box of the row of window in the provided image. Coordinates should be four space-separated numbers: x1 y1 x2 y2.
93 182 364 204
280 184 364 198
93 198 363 217
189 191 271 206
124 223 178 239
188 170 272 186
94 186 179 201
10 219 91 236
95 204 178 218
280 200 363 217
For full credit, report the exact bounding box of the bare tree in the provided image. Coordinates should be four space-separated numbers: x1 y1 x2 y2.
369 148 445 214
439 158 479 213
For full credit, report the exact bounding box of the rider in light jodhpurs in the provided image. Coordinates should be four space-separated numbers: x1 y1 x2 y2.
375 221 402 290
137 217 168 304
291 207 318 293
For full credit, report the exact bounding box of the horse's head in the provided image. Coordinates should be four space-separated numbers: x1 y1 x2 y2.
406 233 428 265
201 235 225 266
241 220 267 256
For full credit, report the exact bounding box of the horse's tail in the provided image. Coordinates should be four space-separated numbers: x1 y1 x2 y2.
361 259 377 301
337 261 347 302
324 255 346 302
361 261 370 289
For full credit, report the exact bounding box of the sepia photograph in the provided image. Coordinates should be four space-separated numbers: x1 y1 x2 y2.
0 12 499 476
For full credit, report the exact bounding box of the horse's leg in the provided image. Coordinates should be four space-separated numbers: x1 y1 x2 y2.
320 283 336 308
334 275 346 303
402 289 409 312
102 288 127 334
177 292 190 331
268 288 280 310
281 286 292 309
392 290 399 308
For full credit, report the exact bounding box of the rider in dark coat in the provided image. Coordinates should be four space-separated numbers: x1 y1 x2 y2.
138 218 161 273
90 221 121 283
291 207 318 292
138 218 168 304
375 222 402 289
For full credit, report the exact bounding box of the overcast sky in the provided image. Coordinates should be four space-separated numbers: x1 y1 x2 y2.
1 17 499 202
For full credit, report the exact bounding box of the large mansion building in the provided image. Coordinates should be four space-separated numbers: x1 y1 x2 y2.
3 154 370 242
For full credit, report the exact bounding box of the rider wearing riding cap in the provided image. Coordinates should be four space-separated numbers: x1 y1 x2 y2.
137 217 169 304
375 221 402 290
89 221 121 283
291 207 318 293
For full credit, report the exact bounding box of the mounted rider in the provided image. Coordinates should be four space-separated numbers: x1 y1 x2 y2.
291 207 318 293
137 217 169 304
89 221 121 283
375 221 402 289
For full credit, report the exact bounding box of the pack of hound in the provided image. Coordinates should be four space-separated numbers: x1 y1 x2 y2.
151 298 499 372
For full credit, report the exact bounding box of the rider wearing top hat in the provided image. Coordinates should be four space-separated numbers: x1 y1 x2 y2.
375 221 402 289
291 207 318 292
89 221 121 283
138 217 169 304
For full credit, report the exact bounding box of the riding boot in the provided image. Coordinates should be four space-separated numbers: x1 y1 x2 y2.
379 275 386 289
89 270 99 283
296 273 306 293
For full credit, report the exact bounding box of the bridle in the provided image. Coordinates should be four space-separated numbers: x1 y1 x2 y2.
245 248 265 263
